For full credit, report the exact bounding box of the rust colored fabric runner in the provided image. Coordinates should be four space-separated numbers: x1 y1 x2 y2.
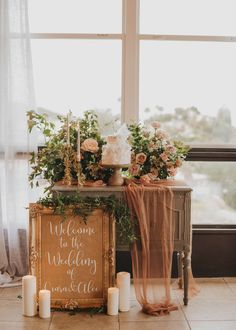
124 180 183 316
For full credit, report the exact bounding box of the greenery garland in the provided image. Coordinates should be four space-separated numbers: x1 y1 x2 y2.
38 192 137 245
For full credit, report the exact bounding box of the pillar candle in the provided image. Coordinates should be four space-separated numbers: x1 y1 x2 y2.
22 275 37 317
107 287 119 316
39 290 51 318
117 272 130 312
77 122 80 161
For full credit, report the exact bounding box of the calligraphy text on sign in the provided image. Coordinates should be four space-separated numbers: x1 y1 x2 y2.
41 213 104 299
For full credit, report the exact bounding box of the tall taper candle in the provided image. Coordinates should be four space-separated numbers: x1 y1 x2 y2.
117 272 130 312
67 113 70 145
107 287 119 316
77 121 80 161
39 290 51 318
22 275 37 317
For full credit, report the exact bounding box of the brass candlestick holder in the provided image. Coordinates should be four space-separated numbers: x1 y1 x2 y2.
62 144 84 186
77 162 85 186
62 144 73 186
103 164 130 186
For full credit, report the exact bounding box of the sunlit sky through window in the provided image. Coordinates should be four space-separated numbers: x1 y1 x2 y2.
140 41 236 126
29 0 236 127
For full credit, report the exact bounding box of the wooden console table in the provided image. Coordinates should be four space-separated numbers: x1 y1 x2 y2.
52 182 192 305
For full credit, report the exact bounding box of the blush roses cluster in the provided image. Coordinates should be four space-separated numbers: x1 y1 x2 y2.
128 122 189 181
79 121 188 182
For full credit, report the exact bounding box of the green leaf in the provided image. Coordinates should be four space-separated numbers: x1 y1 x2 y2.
43 129 51 136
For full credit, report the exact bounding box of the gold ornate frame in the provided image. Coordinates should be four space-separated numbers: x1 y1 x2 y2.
29 203 115 309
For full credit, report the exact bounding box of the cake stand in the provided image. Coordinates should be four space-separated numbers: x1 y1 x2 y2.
102 164 130 186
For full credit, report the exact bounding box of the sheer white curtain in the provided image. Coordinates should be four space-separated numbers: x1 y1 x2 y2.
0 0 35 285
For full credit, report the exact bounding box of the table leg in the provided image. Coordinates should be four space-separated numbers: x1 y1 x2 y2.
183 249 190 306
177 252 183 289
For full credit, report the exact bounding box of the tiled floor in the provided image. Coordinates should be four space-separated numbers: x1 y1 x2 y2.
1 278 236 329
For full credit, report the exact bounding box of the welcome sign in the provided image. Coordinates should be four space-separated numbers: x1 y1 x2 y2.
29 205 115 309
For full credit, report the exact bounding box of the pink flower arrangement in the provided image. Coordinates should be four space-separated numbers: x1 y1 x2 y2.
128 121 189 180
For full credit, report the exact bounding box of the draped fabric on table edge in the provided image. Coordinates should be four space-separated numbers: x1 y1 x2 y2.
124 180 199 316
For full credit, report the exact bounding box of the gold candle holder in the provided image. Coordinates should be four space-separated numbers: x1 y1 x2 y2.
62 144 73 186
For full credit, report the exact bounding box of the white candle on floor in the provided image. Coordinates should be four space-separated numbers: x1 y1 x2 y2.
107 287 119 316
117 272 130 312
39 289 51 318
22 275 37 317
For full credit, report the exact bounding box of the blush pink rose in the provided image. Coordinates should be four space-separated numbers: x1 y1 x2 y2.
81 138 99 153
129 164 140 176
150 168 159 178
160 152 168 162
156 129 169 140
166 145 177 154
175 159 182 167
167 161 174 168
136 153 147 165
168 166 177 177
151 121 161 129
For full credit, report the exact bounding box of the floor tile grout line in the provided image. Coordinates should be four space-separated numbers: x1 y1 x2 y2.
179 304 192 329
223 277 236 295
186 318 192 329
223 277 227 284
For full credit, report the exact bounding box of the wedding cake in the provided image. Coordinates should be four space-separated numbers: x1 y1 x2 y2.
102 135 131 165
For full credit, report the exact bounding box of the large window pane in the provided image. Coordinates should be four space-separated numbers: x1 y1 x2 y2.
140 0 236 36
31 40 121 132
177 162 236 225
28 0 122 33
140 41 236 144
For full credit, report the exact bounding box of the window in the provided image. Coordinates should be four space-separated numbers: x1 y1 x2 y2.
178 162 236 225
140 0 236 36
140 41 236 145
31 39 121 119
28 0 236 225
28 0 122 34
139 0 236 225
28 0 122 132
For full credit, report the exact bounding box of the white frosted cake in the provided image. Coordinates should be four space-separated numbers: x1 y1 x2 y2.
102 135 131 165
